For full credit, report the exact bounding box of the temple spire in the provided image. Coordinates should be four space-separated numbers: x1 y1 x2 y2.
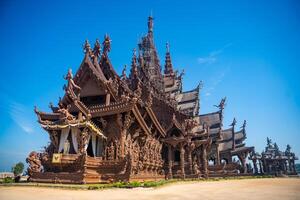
93 39 101 59
83 39 92 58
102 34 111 56
148 15 154 34
231 118 237 150
164 42 174 75
231 118 237 127
130 48 138 79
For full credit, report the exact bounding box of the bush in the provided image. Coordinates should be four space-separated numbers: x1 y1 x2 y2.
3 177 14 183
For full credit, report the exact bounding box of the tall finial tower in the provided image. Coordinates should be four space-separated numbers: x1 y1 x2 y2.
148 15 154 36
164 42 174 75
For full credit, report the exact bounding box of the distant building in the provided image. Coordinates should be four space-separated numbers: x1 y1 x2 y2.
250 138 298 175
0 172 14 179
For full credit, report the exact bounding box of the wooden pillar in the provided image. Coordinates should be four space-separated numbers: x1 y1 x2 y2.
243 157 247 174
168 145 173 178
105 93 111 106
216 143 220 165
120 129 126 158
188 150 193 175
259 160 264 174
180 145 185 178
252 159 258 174
239 153 247 174
288 159 292 172
292 160 296 173
202 145 208 177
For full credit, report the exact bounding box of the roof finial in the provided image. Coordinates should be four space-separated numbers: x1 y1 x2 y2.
93 39 101 58
241 120 246 129
102 34 112 55
164 42 174 75
231 118 236 127
166 42 170 53
198 80 204 90
148 15 154 33
83 39 92 55
130 48 138 79
214 97 226 110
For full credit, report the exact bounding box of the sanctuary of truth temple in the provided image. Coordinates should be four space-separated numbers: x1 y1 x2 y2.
27 16 298 183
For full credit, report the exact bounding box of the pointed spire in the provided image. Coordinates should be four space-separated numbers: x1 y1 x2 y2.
241 120 246 130
83 39 92 56
164 42 174 75
148 15 154 34
130 48 138 79
93 39 101 58
102 34 111 55
231 118 237 127
121 65 127 80
197 80 204 90
215 97 226 110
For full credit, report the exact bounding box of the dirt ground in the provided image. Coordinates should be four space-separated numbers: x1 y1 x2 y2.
1 178 300 200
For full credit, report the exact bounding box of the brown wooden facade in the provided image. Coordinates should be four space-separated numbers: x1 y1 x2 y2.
27 17 255 184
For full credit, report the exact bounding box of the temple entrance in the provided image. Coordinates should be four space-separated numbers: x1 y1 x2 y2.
174 150 180 162
86 134 105 157
87 139 94 157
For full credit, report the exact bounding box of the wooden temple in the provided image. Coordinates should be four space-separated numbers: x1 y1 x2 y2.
249 138 298 175
27 16 256 184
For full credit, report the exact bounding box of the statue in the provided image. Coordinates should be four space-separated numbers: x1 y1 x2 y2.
93 39 101 58
193 160 200 176
57 105 75 121
267 137 272 147
63 139 70 154
63 68 81 99
215 97 226 110
286 144 291 155
230 118 237 127
106 141 115 160
102 34 111 55
49 131 59 151
121 65 127 80
26 151 42 176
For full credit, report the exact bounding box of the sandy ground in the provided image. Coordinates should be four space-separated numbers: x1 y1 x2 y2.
1 178 300 200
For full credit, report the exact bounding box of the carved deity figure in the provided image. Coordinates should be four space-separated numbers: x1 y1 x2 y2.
63 139 70 154
121 65 127 80
106 141 115 160
57 105 75 121
193 160 200 175
79 130 90 154
103 34 111 54
267 137 272 148
26 151 42 176
49 131 59 151
63 69 81 99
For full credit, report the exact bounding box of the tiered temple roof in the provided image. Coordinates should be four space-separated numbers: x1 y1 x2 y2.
28 16 258 183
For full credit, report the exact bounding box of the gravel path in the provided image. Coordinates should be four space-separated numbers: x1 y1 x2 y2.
1 178 300 200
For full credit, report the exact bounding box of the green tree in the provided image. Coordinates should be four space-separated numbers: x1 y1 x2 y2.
12 162 24 176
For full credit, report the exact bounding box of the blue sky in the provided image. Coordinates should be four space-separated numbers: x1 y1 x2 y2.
0 0 299 171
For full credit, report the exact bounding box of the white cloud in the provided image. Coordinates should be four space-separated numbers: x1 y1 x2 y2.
197 43 232 65
9 102 36 134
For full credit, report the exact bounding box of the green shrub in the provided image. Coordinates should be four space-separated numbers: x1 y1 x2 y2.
3 177 14 183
